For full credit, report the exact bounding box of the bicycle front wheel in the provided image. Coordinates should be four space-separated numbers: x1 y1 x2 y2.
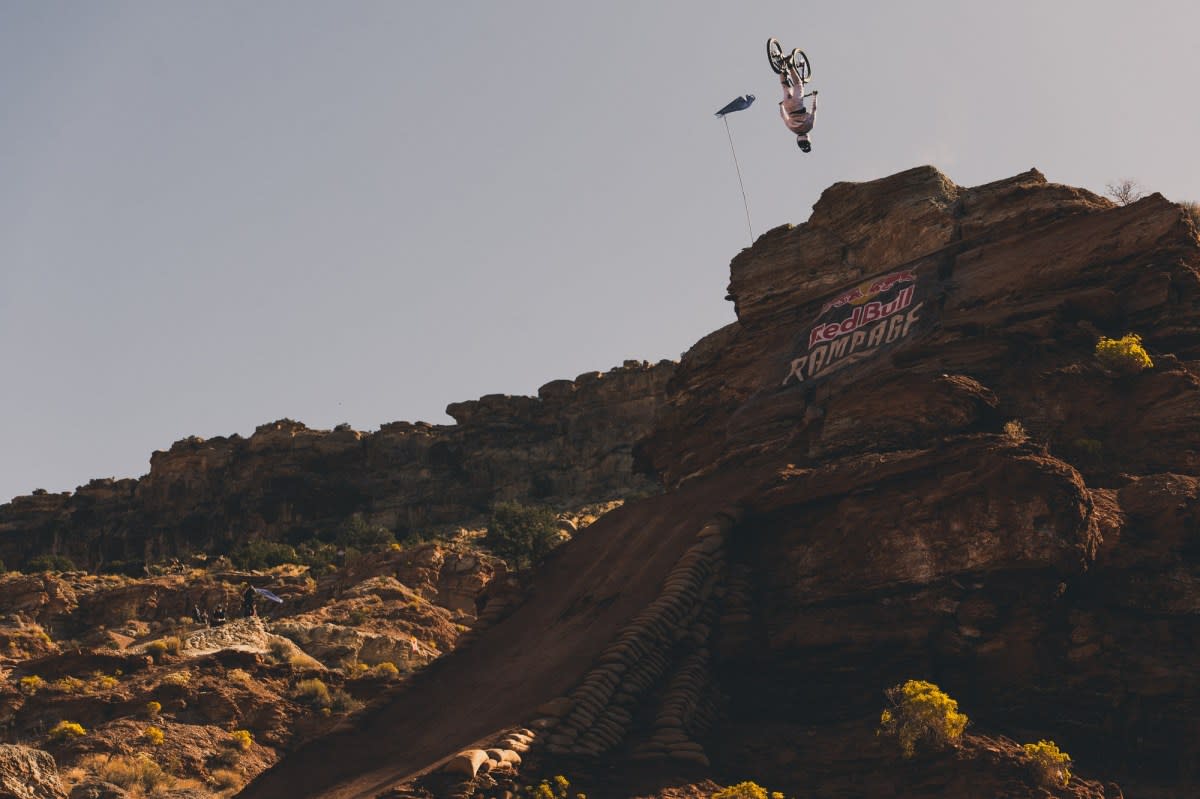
790 49 812 82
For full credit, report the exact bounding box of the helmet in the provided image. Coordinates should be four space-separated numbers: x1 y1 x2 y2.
797 138 812 152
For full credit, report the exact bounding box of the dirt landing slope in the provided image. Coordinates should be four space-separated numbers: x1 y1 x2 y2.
236 470 758 799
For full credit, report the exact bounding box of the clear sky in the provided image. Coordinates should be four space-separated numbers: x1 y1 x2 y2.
2 1 1198 503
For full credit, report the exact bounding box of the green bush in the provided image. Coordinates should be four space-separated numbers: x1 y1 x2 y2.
231 540 299 570
26 554 76 573
877 679 968 757
1095 333 1153 375
484 501 561 570
293 678 331 708
335 514 396 552
1023 739 1072 787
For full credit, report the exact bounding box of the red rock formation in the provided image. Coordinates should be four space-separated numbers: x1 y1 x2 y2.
0 361 671 571
238 166 1200 799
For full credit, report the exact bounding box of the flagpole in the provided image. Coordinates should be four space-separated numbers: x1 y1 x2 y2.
723 114 754 246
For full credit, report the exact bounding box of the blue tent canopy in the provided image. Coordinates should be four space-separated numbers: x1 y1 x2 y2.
715 94 755 117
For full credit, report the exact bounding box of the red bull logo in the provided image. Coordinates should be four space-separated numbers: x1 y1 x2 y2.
819 270 918 315
808 284 916 349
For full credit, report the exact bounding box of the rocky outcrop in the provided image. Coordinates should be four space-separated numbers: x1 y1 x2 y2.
0 744 66 799
0 361 671 571
235 167 1199 799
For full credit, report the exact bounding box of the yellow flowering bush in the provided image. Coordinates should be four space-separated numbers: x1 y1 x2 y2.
1023 739 1072 787
18 675 45 694
142 725 164 746
370 662 400 680
145 700 162 716
1095 333 1153 375
712 782 770 799
49 720 87 740
230 729 254 751
877 680 968 757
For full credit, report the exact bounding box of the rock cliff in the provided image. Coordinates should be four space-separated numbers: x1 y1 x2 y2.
0 361 671 572
235 166 1200 799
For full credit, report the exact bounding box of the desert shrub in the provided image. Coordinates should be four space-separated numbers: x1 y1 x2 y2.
1095 333 1153 375
1182 201 1200 227
484 501 561 570
90 672 119 690
48 720 87 740
231 540 299 570
294 678 332 708
51 676 86 693
229 728 254 751
878 679 968 757
329 686 361 714
18 675 45 694
26 554 76 573
1023 739 1073 787
1002 420 1028 443
145 640 169 663
346 608 369 626
161 636 181 655
145 700 162 716
210 768 245 792
712 782 771 799
95 753 173 793
142 725 164 746
336 514 396 553
160 670 191 687
227 668 254 686
524 775 574 799
295 539 338 570
370 661 400 680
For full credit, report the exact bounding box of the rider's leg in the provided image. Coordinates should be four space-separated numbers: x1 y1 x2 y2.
780 66 798 98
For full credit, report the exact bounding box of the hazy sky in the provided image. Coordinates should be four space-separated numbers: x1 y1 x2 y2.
3 1 1198 503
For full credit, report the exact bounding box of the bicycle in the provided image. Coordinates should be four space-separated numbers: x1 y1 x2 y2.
767 38 812 86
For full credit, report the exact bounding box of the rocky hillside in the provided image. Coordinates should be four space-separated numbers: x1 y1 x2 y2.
0 360 670 573
234 167 1199 799
3 166 1199 799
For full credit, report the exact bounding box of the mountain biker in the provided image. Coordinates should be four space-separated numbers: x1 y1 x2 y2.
778 59 818 152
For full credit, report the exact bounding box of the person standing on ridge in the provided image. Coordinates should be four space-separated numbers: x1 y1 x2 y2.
241 584 257 618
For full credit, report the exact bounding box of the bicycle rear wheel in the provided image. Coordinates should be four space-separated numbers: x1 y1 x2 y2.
767 38 786 74
790 49 812 82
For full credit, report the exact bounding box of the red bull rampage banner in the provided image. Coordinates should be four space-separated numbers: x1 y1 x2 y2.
782 268 926 386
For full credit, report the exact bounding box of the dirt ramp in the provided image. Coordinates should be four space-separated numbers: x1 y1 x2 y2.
236 470 757 799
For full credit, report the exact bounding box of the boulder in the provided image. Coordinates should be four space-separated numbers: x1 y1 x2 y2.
0 745 66 799
441 749 489 778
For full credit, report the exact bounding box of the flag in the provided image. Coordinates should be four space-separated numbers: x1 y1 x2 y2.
715 94 756 117
253 587 284 604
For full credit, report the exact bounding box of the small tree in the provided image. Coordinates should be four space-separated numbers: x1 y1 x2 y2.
1106 179 1145 205
878 680 968 757
335 514 396 553
484 501 561 571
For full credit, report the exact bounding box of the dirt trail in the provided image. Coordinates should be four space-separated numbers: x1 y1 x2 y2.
236 471 755 799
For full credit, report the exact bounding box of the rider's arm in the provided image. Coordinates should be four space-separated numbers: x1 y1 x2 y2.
809 91 818 116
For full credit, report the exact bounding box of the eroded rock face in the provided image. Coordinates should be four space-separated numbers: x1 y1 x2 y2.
636 166 1200 795
0 744 66 799
0 361 671 571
